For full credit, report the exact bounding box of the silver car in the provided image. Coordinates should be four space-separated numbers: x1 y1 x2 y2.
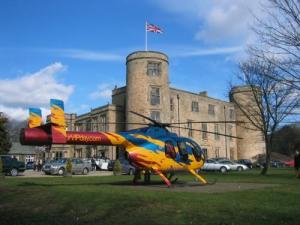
44 158 92 175
201 159 231 173
218 160 249 171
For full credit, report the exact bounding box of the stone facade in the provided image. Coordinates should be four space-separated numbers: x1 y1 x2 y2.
51 50 265 161
230 86 266 159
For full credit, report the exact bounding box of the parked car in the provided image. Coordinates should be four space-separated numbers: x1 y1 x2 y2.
43 158 92 175
237 159 253 169
284 160 294 167
201 159 231 173
95 157 110 170
0 155 25 176
42 159 55 174
270 160 286 168
26 161 35 170
218 160 249 171
209 157 230 162
108 160 136 175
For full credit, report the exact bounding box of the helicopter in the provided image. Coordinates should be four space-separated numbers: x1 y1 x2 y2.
20 99 241 187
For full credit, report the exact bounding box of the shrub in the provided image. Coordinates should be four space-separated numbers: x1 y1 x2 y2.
113 160 122 176
66 159 73 175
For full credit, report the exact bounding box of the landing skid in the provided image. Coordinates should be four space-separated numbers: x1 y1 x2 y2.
132 168 212 188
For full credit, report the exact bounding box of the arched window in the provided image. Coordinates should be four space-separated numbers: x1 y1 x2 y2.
165 141 176 159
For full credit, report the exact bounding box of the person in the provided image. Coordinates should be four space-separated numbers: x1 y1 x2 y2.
294 150 300 178
91 157 96 171
37 161 41 172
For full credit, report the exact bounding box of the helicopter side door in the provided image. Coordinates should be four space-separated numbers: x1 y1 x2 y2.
177 141 189 161
165 140 177 159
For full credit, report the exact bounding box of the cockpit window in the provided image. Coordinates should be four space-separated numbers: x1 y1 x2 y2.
177 141 189 161
165 141 176 159
186 140 202 162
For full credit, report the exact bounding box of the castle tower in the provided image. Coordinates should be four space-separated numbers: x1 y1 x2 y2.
126 51 170 130
230 85 266 160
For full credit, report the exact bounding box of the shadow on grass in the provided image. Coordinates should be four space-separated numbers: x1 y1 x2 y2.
17 179 214 188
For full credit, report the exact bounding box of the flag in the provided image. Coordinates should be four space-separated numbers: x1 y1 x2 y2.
146 23 163 33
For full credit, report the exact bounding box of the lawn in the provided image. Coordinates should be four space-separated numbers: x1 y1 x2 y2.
0 168 299 225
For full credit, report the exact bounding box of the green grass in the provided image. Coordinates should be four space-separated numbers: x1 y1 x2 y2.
0 168 300 225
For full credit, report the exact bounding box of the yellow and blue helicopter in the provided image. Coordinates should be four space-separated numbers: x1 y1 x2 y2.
20 99 240 187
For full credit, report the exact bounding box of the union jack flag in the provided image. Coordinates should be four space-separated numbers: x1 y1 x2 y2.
146 23 163 33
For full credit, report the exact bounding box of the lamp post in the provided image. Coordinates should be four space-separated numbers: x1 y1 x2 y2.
177 94 180 136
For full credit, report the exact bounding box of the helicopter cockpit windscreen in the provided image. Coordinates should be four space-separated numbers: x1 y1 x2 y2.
186 140 203 161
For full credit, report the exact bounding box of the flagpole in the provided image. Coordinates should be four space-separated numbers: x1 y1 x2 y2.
145 21 148 51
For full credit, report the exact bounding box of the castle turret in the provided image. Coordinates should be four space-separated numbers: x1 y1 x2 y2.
230 85 266 160
126 51 170 130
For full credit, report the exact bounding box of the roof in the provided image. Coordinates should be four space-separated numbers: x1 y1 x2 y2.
9 142 37 155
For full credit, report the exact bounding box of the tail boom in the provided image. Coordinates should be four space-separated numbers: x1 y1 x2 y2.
20 127 126 146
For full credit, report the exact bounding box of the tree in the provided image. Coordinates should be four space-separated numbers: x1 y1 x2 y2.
231 58 300 174
272 124 300 156
0 113 12 155
250 0 300 89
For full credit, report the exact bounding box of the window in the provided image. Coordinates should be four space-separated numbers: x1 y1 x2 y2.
202 148 208 159
187 121 193 137
55 151 63 159
147 62 161 76
165 141 176 159
214 124 220 140
92 117 98 131
208 104 215 115
150 87 160 105
86 120 91 132
215 147 220 158
229 109 235 120
75 124 83 132
150 111 161 121
177 141 189 161
202 123 208 140
230 147 235 159
170 98 174 111
191 101 199 112
99 115 107 131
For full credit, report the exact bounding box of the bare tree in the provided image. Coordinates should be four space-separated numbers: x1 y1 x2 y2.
231 58 300 174
250 0 300 89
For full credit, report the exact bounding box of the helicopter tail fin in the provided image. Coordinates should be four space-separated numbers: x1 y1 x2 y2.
50 99 66 144
28 108 42 128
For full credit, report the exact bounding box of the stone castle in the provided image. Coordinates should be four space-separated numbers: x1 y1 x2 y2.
48 51 265 161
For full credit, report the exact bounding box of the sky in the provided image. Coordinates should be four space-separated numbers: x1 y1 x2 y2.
0 0 264 121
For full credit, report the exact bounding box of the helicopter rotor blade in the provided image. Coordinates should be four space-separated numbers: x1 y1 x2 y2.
75 122 150 126
129 111 157 125
169 120 245 125
169 125 242 139
129 111 171 128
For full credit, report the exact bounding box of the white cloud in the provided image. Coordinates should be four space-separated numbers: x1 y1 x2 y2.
0 63 74 121
173 46 243 57
52 49 123 62
151 0 263 44
89 83 114 100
